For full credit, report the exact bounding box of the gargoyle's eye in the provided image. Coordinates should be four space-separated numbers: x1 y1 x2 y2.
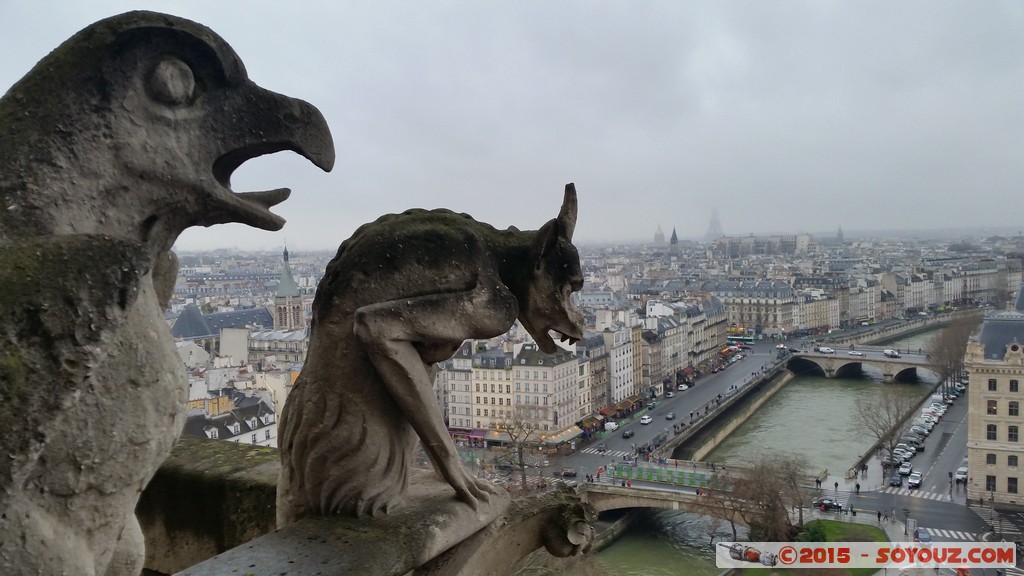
149 56 195 106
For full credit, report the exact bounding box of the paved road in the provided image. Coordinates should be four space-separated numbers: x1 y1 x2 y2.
547 334 995 542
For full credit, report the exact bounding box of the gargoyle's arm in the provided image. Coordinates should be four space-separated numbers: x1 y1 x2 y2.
353 277 517 508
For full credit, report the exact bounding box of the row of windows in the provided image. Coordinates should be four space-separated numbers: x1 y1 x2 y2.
986 424 1021 442
985 453 1020 467
986 475 1019 493
987 379 1021 392
986 400 1021 416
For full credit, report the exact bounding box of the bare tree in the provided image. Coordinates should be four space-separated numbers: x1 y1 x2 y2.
696 453 808 542
697 485 746 542
927 315 979 392
854 386 921 457
497 407 542 491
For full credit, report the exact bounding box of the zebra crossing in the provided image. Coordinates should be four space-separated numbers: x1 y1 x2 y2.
580 447 634 459
881 486 953 502
916 527 980 541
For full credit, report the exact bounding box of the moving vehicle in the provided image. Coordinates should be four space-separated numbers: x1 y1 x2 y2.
554 468 577 478
848 350 865 356
889 474 903 487
907 471 923 489
955 466 968 482
665 412 676 420
913 528 932 545
883 349 901 358
604 421 619 432
818 347 835 354
665 390 674 398
622 429 635 439
640 415 653 424
812 496 843 511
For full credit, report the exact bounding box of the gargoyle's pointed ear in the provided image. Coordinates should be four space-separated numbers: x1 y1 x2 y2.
533 183 577 264
558 183 577 241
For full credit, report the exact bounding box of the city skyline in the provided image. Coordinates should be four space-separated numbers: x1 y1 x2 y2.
3 2 1022 251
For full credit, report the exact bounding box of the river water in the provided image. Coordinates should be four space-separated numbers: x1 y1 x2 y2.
585 330 942 575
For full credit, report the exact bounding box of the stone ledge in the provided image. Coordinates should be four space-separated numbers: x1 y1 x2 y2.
137 436 281 575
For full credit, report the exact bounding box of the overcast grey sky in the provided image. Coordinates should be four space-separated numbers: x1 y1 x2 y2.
3 1 1023 251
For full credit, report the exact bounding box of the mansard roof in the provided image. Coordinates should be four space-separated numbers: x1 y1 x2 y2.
977 311 1024 360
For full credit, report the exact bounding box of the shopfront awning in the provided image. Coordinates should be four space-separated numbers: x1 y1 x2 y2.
540 425 583 445
469 429 488 438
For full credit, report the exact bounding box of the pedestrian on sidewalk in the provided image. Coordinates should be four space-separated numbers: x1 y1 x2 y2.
834 481 839 491
877 510 882 522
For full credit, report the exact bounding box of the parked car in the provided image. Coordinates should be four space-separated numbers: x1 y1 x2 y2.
665 390 675 398
647 402 657 410
899 461 913 475
812 496 843 511
892 448 914 461
954 382 967 392
640 415 653 425
848 350 865 356
889 474 904 487
907 471 923 489
678 384 689 391
909 425 930 437
622 429 635 439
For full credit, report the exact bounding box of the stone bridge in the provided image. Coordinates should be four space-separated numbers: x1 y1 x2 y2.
580 482 704 514
788 348 939 383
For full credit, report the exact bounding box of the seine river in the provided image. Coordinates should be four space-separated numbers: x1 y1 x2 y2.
580 330 940 576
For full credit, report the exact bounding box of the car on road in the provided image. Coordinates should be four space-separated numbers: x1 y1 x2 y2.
907 471 923 489
647 402 657 410
596 443 608 453
622 429 635 439
889 474 904 487
665 412 676 420
954 382 967 393
665 390 675 398
898 461 913 475
848 350 865 356
554 468 577 478
818 347 835 354
789 347 800 353
678 384 689 391
913 527 932 545
812 496 843 511
955 466 968 482
892 448 914 461
640 415 653 425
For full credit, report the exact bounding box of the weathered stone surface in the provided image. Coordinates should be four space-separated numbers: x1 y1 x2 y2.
277 185 584 527
181 468 513 576
0 11 333 576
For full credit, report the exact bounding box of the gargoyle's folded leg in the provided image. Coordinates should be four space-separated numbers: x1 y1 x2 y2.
353 282 516 509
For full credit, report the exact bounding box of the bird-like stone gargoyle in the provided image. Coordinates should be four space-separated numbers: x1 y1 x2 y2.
278 184 584 524
0 11 334 576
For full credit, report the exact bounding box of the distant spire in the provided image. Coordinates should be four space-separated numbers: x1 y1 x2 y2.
670 228 679 245
276 246 299 298
836 226 844 243
704 207 724 241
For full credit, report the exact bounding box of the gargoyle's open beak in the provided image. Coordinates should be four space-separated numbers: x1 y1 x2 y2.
204 83 335 231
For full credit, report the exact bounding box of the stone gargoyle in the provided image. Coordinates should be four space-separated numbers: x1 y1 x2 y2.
0 11 334 576
278 184 585 524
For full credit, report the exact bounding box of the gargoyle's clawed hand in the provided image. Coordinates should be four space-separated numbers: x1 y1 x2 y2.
445 462 504 510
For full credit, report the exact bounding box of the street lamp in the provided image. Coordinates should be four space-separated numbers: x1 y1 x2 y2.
902 508 909 535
